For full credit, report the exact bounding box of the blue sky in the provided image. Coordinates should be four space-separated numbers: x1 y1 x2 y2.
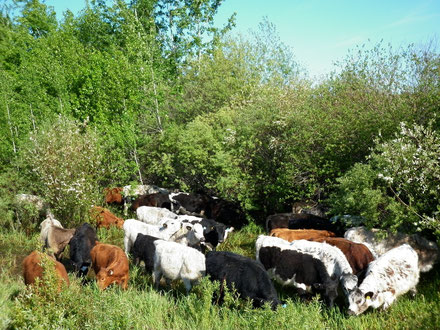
44 0 440 78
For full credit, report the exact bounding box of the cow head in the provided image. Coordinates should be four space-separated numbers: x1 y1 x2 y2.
347 289 376 315
313 274 339 307
186 223 205 246
161 219 181 235
115 218 125 229
96 268 116 290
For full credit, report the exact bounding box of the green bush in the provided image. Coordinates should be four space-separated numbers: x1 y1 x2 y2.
330 121 440 239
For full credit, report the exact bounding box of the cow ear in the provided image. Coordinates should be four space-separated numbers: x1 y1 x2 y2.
108 269 114 276
186 225 192 231
163 223 167 228
365 291 374 300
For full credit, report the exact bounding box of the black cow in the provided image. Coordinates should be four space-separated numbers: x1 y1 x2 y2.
69 223 97 277
258 245 337 305
170 192 212 215
130 193 176 212
132 233 160 273
205 251 281 309
266 213 344 236
208 199 247 229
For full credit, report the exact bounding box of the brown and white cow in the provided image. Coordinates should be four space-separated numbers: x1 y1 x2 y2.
91 242 129 290
269 228 336 242
347 244 419 315
308 237 375 275
90 206 124 229
22 251 69 291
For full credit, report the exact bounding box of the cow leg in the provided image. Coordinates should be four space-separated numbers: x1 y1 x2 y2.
123 236 131 256
183 279 192 293
382 292 396 310
152 270 162 289
409 288 417 298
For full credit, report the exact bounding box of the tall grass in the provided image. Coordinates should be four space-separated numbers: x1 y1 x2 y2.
1 226 439 329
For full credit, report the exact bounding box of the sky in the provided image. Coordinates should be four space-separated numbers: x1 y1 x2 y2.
41 0 440 78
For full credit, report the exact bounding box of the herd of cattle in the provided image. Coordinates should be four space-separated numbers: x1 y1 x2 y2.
19 185 440 316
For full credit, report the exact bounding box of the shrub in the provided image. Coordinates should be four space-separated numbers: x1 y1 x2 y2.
330 121 440 239
19 115 104 227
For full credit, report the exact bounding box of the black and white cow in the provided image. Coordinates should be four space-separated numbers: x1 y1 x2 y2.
69 223 98 277
347 244 420 315
205 251 281 309
257 242 335 305
132 233 160 272
256 235 358 307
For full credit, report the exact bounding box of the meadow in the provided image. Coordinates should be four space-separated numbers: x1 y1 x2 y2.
1 221 439 329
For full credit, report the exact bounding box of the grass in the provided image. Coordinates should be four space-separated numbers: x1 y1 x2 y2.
1 224 439 329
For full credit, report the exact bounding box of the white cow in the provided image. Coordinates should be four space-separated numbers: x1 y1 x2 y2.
347 244 420 315
136 206 178 225
40 217 63 245
345 226 438 272
123 219 181 255
153 241 206 292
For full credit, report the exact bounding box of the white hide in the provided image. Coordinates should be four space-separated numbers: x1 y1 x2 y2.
345 226 438 272
123 219 181 255
256 236 358 295
347 244 420 315
153 240 206 292
136 206 178 225
170 222 205 247
40 217 63 245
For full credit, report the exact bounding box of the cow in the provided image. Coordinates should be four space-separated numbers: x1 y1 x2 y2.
90 206 124 229
266 213 344 236
69 223 98 277
130 193 177 213
256 235 358 307
257 244 334 304
153 241 206 292
40 217 63 245
345 226 439 273
347 244 420 315
123 219 181 255
169 192 212 215
132 233 160 272
205 251 281 310
308 237 375 275
123 185 170 214
22 251 69 291
45 225 76 260
136 206 178 226
207 198 247 229
123 219 204 255
104 187 124 205
179 216 233 249
90 242 129 290
269 228 336 242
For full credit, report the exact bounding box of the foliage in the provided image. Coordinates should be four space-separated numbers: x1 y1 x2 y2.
19 115 104 227
330 121 440 239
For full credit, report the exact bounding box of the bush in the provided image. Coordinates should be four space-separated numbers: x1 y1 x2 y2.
19 115 104 227
329 121 440 239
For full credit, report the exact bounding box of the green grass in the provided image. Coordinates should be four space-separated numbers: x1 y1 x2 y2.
1 225 439 329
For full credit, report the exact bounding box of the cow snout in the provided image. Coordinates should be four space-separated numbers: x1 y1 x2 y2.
347 309 357 316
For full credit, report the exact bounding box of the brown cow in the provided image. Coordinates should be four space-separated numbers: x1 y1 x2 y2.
269 228 336 242
104 187 124 205
91 242 129 290
23 251 69 291
90 206 124 229
46 226 76 260
309 237 375 275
